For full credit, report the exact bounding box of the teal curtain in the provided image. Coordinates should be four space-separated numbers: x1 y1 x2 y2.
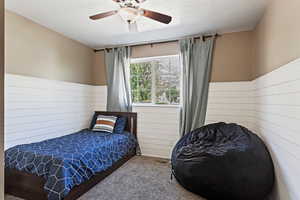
179 37 215 136
105 47 132 112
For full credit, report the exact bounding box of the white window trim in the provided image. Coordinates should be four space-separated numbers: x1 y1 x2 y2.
132 103 180 108
130 55 179 63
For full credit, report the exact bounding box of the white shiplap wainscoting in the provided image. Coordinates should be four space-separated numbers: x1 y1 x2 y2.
93 86 107 111
94 82 254 159
5 74 96 149
5 78 254 157
206 82 255 131
252 58 300 200
133 106 180 158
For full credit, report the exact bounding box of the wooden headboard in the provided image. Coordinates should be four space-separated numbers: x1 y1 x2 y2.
94 111 137 139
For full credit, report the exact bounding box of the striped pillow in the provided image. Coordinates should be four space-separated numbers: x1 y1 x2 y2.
92 115 117 133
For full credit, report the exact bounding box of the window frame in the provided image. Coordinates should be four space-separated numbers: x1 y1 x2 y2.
130 54 182 107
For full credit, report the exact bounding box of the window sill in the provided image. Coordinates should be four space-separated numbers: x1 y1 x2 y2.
132 103 181 108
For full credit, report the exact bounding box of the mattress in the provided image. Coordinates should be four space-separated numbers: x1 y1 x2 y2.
5 129 137 200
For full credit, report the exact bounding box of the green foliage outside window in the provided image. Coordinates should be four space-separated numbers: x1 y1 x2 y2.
130 62 152 103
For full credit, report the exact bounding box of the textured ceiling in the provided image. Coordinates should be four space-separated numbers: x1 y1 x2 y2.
6 0 268 48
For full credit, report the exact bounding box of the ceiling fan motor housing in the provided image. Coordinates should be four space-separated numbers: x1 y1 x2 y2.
113 0 146 3
114 0 146 7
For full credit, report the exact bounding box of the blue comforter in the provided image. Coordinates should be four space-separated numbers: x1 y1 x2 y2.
5 129 137 200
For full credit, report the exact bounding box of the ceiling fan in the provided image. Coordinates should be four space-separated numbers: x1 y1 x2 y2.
89 0 172 32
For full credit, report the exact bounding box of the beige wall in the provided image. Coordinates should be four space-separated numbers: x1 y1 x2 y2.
252 0 300 79
131 41 179 59
0 0 4 199
212 31 253 82
93 51 107 86
93 31 253 85
5 10 94 85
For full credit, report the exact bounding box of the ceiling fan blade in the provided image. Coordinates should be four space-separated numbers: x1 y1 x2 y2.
89 10 118 20
135 0 147 3
142 9 172 24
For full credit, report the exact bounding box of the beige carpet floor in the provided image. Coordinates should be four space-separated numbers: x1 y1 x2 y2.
6 156 205 200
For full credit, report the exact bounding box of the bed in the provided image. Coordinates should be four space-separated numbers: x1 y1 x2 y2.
5 111 138 200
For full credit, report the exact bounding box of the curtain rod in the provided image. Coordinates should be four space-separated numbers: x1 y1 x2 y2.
94 33 220 52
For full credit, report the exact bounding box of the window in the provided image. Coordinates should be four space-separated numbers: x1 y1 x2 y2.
130 55 181 105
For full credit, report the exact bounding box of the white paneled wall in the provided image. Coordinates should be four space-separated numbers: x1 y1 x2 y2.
93 82 254 158
206 82 255 131
133 106 180 158
93 86 107 111
252 58 300 200
5 76 254 158
5 74 96 149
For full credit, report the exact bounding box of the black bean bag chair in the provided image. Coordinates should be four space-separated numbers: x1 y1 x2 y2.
171 122 274 200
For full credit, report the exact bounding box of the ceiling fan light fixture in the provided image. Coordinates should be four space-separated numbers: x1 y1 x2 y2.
118 7 141 23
